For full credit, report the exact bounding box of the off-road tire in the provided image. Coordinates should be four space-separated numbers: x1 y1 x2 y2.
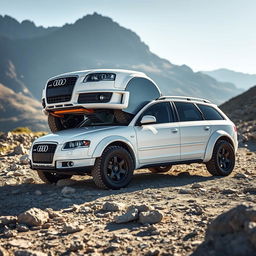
48 114 84 133
206 140 235 176
92 146 134 189
114 110 134 124
48 115 64 133
149 166 172 173
37 170 72 184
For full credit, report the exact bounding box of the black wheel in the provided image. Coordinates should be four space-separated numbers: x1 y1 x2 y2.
206 140 235 176
149 166 172 173
92 146 134 189
114 110 134 124
48 114 84 133
37 170 72 184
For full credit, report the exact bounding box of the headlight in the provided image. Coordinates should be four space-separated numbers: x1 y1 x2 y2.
62 140 90 150
83 73 116 82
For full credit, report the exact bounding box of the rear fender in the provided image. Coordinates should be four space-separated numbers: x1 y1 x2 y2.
204 130 234 162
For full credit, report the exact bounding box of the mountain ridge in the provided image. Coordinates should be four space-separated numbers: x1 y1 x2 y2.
202 68 256 90
0 13 243 131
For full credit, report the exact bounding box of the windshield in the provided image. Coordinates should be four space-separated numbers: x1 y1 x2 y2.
78 110 133 127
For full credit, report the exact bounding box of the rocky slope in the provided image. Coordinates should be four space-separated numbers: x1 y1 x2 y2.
0 132 255 255
220 85 256 149
0 84 47 132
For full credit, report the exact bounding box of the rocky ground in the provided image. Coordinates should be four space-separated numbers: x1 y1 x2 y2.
0 132 256 256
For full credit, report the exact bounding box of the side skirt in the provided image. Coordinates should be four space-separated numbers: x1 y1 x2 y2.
139 159 203 169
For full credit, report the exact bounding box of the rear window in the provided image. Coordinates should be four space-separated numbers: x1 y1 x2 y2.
197 104 224 120
174 102 203 122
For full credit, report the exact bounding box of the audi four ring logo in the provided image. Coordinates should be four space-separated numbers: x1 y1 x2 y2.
50 78 66 87
36 145 49 153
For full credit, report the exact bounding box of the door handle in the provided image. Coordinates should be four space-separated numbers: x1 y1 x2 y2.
204 126 210 131
171 128 178 133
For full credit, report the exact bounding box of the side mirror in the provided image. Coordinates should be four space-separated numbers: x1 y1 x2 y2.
140 115 156 125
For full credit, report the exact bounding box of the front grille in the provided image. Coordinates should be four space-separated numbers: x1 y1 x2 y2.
47 77 77 88
78 92 112 104
46 76 78 104
47 95 71 104
32 144 57 164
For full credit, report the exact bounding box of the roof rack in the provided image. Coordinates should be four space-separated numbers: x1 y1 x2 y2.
157 96 211 104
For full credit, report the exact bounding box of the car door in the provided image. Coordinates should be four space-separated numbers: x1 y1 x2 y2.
174 101 211 160
134 102 180 165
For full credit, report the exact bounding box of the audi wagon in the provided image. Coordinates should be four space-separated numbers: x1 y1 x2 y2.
30 96 238 189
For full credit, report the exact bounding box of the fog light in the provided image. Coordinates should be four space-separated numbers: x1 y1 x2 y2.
68 161 74 167
99 95 105 101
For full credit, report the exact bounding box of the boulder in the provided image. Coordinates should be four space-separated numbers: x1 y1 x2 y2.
115 208 139 223
13 145 27 155
127 204 152 212
0 216 17 226
20 154 30 165
139 210 163 224
18 208 49 227
63 222 83 234
102 202 125 212
192 205 256 256
14 250 47 256
0 246 9 256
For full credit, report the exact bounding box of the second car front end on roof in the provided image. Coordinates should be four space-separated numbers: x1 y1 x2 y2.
41 69 161 133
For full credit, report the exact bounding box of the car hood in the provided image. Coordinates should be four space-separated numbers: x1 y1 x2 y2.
34 126 123 144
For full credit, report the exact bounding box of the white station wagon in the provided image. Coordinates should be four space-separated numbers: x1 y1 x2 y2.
30 96 238 189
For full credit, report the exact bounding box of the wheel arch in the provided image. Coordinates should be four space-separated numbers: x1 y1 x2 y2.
92 136 138 169
204 130 235 162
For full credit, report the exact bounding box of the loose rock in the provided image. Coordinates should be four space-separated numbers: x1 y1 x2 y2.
102 202 125 212
18 208 49 227
139 210 163 224
115 208 139 223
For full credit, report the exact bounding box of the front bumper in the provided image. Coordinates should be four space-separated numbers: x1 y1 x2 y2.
43 90 129 114
30 158 95 174
30 142 96 174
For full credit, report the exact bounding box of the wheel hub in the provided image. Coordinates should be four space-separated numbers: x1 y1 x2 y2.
217 146 231 171
107 156 128 182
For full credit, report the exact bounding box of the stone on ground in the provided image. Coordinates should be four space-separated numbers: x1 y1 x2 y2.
18 208 49 227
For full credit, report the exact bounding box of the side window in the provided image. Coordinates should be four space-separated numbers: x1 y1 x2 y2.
139 102 170 124
175 102 203 122
197 104 224 120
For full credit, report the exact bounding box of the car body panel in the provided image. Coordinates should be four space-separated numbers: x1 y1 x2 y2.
30 97 238 174
179 120 211 160
135 122 180 164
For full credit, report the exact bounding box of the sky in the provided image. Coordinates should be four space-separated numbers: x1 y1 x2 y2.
1 0 256 74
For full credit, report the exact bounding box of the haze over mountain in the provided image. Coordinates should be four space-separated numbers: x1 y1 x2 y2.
203 68 256 90
0 84 47 131
0 13 243 131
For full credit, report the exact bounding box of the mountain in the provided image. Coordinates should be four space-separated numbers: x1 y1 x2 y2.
0 13 242 104
202 68 256 90
0 15 58 39
220 85 256 122
220 85 256 148
0 84 47 132
0 13 244 131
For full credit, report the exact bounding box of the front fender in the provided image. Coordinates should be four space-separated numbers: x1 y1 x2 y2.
203 130 234 162
92 136 138 168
